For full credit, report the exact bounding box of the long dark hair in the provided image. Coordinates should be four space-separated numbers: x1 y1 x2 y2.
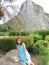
16 37 22 45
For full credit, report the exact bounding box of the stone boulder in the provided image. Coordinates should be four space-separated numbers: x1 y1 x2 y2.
0 49 26 65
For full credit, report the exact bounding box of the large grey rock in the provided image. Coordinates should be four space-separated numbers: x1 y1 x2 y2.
0 49 26 65
7 0 49 31
16 0 49 31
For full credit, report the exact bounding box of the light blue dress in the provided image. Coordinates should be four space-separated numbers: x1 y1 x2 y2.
16 43 31 64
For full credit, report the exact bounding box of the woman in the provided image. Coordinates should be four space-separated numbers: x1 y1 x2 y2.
16 37 34 65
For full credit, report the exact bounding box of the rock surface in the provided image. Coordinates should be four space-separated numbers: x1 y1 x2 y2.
7 0 49 31
0 49 39 65
16 0 49 31
0 49 26 65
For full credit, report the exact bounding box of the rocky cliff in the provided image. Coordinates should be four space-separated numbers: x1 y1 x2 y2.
16 0 49 31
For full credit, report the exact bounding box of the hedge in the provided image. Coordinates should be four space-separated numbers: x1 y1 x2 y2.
9 30 30 36
32 40 49 54
45 35 49 41
32 29 49 39
0 38 16 52
21 31 30 36
9 30 20 36
0 36 48 55
32 33 43 42
0 36 34 52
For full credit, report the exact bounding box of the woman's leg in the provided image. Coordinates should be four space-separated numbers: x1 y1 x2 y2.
28 63 34 65
30 62 34 65
28 64 30 65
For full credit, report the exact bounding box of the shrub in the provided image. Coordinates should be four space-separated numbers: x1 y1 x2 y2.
0 36 34 52
0 24 14 32
45 35 49 41
32 29 49 39
32 40 48 54
22 37 34 51
9 30 30 36
21 31 30 36
9 30 20 36
0 32 5 36
0 36 48 55
0 38 16 52
38 55 48 65
0 32 9 36
32 33 43 42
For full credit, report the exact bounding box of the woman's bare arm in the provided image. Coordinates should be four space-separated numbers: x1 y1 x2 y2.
23 43 26 52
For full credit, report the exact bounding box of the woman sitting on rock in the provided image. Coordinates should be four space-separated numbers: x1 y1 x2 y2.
16 37 34 65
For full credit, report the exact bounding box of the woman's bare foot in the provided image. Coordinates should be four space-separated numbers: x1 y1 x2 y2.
30 62 34 65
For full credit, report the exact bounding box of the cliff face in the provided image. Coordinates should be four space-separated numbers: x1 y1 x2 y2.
16 0 49 31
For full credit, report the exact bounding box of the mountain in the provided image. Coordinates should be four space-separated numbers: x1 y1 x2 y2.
16 0 49 31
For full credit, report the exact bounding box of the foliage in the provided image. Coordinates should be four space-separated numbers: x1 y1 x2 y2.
38 49 49 65
32 40 48 55
32 33 43 42
0 32 9 36
22 37 34 51
0 37 34 52
38 55 48 65
45 35 49 41
9 30 30 36
32 29 49 39
9 30 20 36
0 24 30 36
0 50 5 58
0 24 13 32
0 38 16 52
21 31 30 36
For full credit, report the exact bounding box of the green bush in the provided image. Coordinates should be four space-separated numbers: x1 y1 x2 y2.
21 31 30 36
0 37 34 52
0 35 48 55
38 55 48 65
32 29 49 39
45 35 49 47
45 35 49 41
32 33 43 42
0 32 5 36
9 30 30 36
0 32 9 36
0 24 14 32
0 38 16 52
9 30 20 36
22 37 34 51
32 40 48 54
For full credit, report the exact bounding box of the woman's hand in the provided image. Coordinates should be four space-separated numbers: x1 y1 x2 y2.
26 56 29 60
11 57 19 63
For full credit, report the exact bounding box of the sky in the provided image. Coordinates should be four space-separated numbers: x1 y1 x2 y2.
3 0 49 14
32 0 49 14
18 0 49 14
